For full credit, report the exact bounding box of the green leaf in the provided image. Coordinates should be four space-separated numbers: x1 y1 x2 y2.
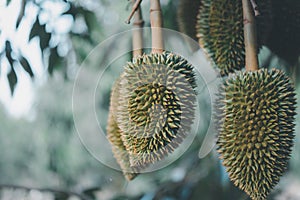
7 67 17 95
54 193 69 200
16 0 26 29
62 3 82 19
29 18 51 51
62 4 98 35
48 47 64 75
0 51 3 75
39 24 51 51
70 32 93 44
4 41 18 93
29 18 40 41
6 0 11 6
5 41 14 67
82 187 101 199
83 10 98 34
19 56 34 77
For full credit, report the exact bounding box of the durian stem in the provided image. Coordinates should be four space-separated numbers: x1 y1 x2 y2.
125 0 143 24
132 1 144 57
150 0 164 54
242 0 259 71
250 0 260 16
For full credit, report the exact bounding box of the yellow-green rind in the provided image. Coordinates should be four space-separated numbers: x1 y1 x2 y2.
177 0 202 51
106 79 139 181
118 52 197 169
216 69 296 200
196 0 271 76
265 0 300 64
197 0 244 76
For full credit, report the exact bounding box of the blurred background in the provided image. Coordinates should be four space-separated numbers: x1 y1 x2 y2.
0 0 300 199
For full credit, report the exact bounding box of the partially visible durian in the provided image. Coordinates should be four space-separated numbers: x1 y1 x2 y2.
216 69 296 200
265 0 300 64
177 0 202 51
106 78 138 180
118 52 197 169
196 0 272 76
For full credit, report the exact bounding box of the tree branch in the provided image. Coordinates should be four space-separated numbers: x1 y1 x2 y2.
250 0 260 16
125 0 143 24
0 184 92 200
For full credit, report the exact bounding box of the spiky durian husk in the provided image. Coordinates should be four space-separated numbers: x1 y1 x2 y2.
118 52 197 169
216 69 296 200
265 0 300 64
177 0 202 51
107 79 138 180
196 0 272 76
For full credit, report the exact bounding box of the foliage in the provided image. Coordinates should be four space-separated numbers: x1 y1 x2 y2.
1 0 102 94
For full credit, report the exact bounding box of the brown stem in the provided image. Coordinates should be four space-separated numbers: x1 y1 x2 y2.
150 0 164 54
0 184 92 200
125 0 143 24
250 0 260 16
132 2 144 57
242 0 259 71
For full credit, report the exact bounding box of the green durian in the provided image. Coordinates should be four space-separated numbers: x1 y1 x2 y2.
216 69 296 200
106 78 138 180
118 52 197 169
265 0 300 64
196 0 272 76
177 0 202 51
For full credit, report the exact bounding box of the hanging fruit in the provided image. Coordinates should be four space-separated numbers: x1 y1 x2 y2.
196 0 272 76
177 0 202 51
216 0 297 199
117 0 197 170
107 79 139 180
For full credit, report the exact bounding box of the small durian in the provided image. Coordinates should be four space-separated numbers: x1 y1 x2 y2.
196 0 272 76
216 69 296 200
265 0 300 64
117 51 197 169
177 0 202 51
106 78 138 180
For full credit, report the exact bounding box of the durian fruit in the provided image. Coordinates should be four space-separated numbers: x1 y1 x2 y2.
118 51 197 169
177 0 202 51
216 69 296 200
106 78 138 180
265 0 300 64
196 0 272 76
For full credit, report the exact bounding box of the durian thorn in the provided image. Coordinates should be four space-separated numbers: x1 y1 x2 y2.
242 0 259 71
150 0 164 54
125 0 143 24
132 1 144 57
250 0 260 16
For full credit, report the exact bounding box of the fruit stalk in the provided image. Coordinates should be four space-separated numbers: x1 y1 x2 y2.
250 0 260 16
132 1 144 57
150 0 164 54
125 0 143 24
242 0 259 71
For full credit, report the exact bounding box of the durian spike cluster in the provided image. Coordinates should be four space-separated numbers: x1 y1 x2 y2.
106 79 138 180
265 0 300 65
216 69 296 200
196 0 271 76
117 51 197 169
177 0 202 52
